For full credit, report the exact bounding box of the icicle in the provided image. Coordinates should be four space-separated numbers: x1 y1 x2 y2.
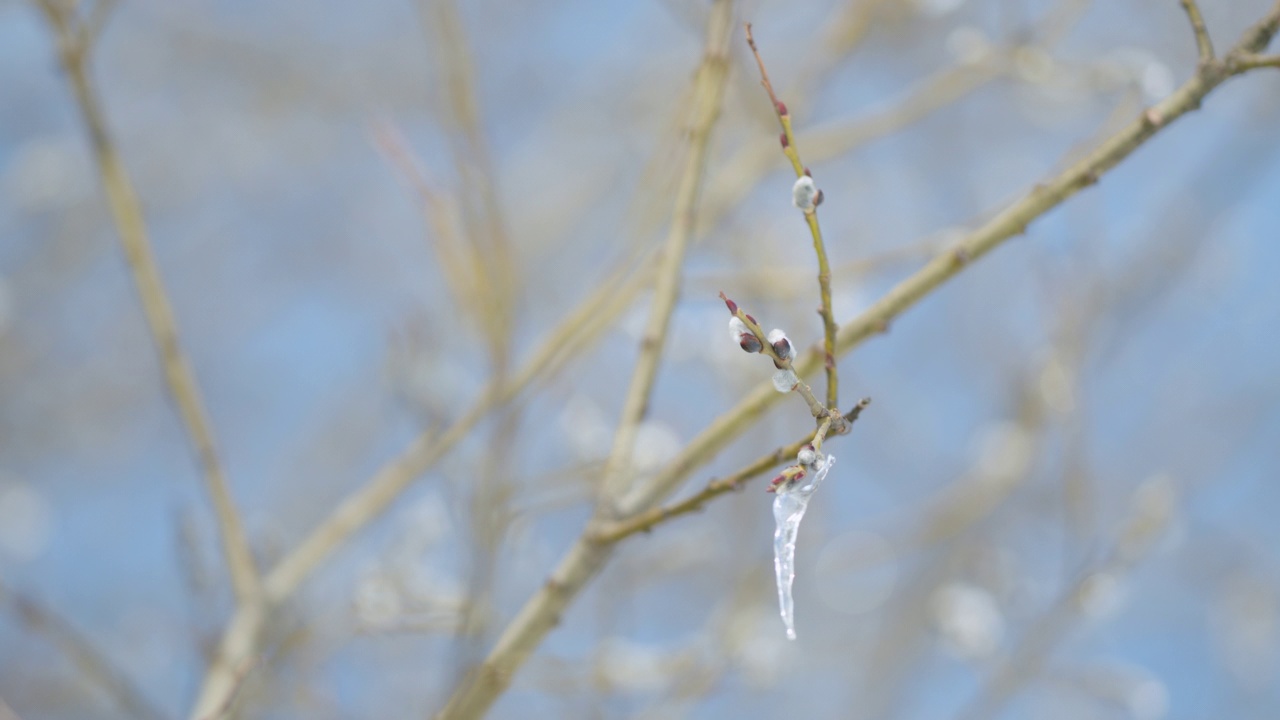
772 454 835 640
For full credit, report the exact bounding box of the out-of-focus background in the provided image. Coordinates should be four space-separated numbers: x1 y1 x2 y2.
2 0 1279 718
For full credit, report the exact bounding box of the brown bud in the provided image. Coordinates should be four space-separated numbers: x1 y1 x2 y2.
813 189 824 207
779 132 789 149
775 100 788 116
739 334 763 353
719 292 738 315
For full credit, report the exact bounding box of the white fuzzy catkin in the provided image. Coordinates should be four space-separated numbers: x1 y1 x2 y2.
728 316 748 343
792 176 818 211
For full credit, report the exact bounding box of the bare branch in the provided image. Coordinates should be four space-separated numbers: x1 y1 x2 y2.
434 6 1280 718
0 580 167 720
592 399 870 543
597 0 734 503
35 0 260 604
1179 0 1215 63
1229 51 1280 70
433 3 736 717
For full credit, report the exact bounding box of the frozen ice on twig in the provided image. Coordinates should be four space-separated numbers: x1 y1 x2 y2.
773 454 835 639
771 368 798 393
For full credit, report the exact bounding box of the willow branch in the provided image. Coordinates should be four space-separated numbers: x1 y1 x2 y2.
1229 52 1280 70
188 158 659 720
0 580 166 720
1179 0 1215 63
593 398 869 543
433 3 735 718
436 10 1280 719
598 3 733 503
35 0 260 603
745 23 841 411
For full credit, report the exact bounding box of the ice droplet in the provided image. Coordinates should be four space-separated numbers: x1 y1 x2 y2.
773 455 834 639
771 368 798 393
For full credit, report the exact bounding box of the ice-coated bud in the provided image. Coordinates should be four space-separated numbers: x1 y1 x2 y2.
729 316 762 353
792 176 819 211
767 328 791 360
772 368 799 393
797 445 816 467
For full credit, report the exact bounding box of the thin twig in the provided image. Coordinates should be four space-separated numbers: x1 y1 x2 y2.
433 3 736 717
34 0 260 604
745 23 841 412
1179 0 1215 63
200 655 257 720
0 694 21 720
1229 52 1280 70
0 580 167 720
592 398 869 543
434 7 1280 718
190 604 265 720
597 0 734 503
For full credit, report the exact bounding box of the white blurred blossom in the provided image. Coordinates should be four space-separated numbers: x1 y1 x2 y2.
933 582 1004 659
1038 354 1075 414
1076 663 1170 720
1099 49 1175 102
1077 571 1128 620
975 421 1033 487
558 392 612 460
633 420 681 474
728 604 796 687
2 135 91 212
598 637 672 694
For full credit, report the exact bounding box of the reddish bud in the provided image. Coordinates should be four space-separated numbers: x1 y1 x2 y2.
772 336 791 359
803 167 812 177
745 313 757 325
739 334 763 353
779 132 789 149
814 189 824 207
775 100 788 116
719 292 738 315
